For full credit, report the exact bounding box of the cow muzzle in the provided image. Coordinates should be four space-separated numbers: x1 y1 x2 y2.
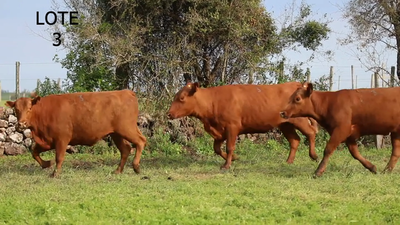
280 111 289 119
17 121 28 129
167 112 175 120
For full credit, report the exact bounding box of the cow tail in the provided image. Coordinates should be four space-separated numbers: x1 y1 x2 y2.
136 126 147 145
308 118 319 134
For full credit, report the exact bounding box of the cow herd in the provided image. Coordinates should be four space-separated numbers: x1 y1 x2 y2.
5 81 400 178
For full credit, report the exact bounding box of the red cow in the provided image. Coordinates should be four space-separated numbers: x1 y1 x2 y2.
167 81 319 170
280 82 400 177
6 90 147 177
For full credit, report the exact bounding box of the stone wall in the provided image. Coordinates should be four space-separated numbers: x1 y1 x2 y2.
0 107 32 156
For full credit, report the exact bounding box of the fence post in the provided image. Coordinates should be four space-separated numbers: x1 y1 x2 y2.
391 66 395 87
15 61 20 99
306 67 311 82
373 71 384 149
374 71 379 88
36 79 40 93
0 81 2 101
329 66 333 91
351 65 354 89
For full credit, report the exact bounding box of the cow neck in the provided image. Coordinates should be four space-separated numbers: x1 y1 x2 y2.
27 103 40 130
191 88 213 120
310 91 330 123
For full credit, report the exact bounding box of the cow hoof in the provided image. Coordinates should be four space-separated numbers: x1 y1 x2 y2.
41 160 55 169
49 171 60 178
310 155 319 162
133 165 140 174
220 168 229 173
113 170 122 175
370 165 377 174
312 172 323 179
286 159 294 164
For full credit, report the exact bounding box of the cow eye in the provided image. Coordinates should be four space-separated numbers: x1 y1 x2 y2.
295 96 301 102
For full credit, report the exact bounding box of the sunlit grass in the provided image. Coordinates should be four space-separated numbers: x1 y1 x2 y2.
0 140 399 224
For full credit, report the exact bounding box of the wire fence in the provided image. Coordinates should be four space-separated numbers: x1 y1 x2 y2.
0 61 398 100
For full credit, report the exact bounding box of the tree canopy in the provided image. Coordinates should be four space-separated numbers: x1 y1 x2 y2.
342 0 400 83
52 0 331 95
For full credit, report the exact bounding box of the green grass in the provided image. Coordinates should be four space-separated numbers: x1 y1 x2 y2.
0 100 6 107
1 140 400 224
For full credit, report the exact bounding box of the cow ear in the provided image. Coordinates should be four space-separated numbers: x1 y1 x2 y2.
188 82 199 96
305 82 313 97
5 101 15 108
31 96 41 106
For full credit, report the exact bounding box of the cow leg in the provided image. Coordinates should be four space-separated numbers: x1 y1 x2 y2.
213 139 239 161
117 126 147 174
314 127 350 177
110 133 131 174
345 138 377 174
32 144 54 169
291 121 318 162
279 123 301 164
51 141 69 178
383 132 400 173
221 127 239 170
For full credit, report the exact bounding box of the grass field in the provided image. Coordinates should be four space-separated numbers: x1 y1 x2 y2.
1 139 400 224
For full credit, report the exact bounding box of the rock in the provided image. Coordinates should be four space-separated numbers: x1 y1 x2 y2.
66 145 78 154
0 107 4 119
0 120 8 128
0 133 5 142
5 127 15 135
8 133 23 143
23 129 32 138
0 128 5 133
23 138 32 147
8 115 18 124
5 108 13 116
4 142 27 155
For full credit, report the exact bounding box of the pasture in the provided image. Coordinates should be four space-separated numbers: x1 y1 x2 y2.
1 138 400 224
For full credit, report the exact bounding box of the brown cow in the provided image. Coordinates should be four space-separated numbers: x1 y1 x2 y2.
167 81 319 170
5 90 147 177
280 82 400 177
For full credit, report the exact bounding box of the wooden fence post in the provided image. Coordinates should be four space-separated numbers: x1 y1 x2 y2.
391 66 395 87
329 66 333 91
351 65 354 89
373 71 384 149
36 79 40 93
306 68 311 82
15 61 20 99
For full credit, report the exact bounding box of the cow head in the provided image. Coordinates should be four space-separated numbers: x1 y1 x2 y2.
167 82 199 119
280 82 313 119
5 95 41 128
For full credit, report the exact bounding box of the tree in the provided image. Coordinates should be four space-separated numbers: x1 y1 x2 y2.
52 0 331 95
36 77 65 97
265 0 332 84
341 0 400 84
